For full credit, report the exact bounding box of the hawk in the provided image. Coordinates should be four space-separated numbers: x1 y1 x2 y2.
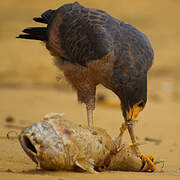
17 2 155 171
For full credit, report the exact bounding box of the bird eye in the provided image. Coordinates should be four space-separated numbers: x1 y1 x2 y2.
137 101 145 107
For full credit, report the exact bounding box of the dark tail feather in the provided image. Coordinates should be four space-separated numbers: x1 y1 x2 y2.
17 9 55 41
33 9 55 24
17 27 47 41
33 17 47 24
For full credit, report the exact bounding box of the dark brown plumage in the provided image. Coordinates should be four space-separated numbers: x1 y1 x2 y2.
17 2 155 170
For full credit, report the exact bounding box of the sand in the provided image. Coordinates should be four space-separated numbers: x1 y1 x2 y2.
0 0 180 179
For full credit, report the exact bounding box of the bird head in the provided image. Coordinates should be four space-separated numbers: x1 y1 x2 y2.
126 100 145 121
118 73 147 122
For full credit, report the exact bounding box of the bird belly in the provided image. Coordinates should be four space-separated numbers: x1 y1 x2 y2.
54 52 116 93
87 52 116 90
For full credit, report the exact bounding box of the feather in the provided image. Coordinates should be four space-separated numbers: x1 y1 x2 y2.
17 27 47 41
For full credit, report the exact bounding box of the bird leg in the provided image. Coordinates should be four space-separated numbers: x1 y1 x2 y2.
87 107 94 128
85 96 95 128
114 122 127 150
127 123 137 145
127 123 156 172
76 87 96 128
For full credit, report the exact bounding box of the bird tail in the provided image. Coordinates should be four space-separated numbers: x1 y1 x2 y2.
16 9 55 41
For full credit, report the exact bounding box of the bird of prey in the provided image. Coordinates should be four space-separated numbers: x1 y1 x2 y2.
17 2 155 171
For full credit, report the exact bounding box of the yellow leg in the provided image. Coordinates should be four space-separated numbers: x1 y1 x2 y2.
119 122 128 136
115 123 128 150
127 121 156 172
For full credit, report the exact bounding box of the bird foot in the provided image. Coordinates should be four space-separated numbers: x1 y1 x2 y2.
125 117 155 172
130 143 156 172
139 154 156 172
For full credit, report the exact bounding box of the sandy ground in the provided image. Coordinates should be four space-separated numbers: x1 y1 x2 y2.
0 86 180 180
0 0 180 179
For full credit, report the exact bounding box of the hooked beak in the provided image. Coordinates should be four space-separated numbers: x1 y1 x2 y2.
127 105 143 122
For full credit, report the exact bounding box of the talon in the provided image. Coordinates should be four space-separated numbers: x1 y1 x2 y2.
125 117 155 172
140 154 156 172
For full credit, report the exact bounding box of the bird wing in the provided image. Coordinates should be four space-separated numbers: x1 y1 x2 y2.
17 2 154 79
47 2 153 74
47 2 114 66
